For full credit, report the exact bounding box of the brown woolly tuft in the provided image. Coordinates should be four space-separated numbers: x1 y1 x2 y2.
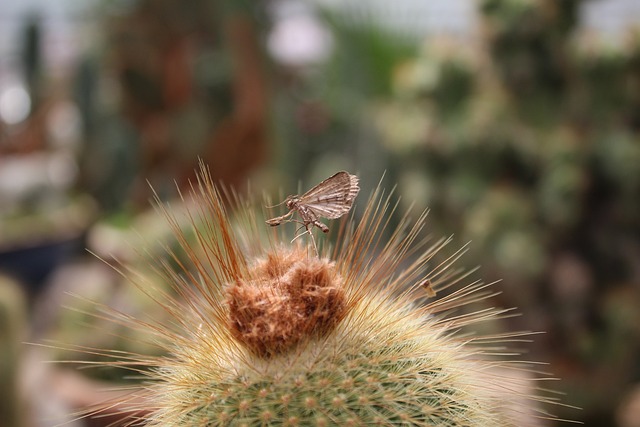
226 247 346 357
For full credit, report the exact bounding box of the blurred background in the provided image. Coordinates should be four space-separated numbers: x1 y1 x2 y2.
0 0 639 425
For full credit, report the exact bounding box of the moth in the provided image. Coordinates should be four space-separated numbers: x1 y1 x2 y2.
266 171 360 254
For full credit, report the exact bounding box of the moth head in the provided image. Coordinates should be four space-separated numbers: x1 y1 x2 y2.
285 196 299 210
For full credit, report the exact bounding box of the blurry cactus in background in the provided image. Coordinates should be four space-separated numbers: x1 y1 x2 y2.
270 7 416 185
49 205 206 384
376 0 640 423
0 275 28 427
77 0 269 212
22 13 43 112
480 0 580 104
70 168 566 426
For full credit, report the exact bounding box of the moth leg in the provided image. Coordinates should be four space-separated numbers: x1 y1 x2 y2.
292 224 306 236
290 224 311 243
265 210 294 226
291 219 307 228
308 231 319 257
290 223 319 257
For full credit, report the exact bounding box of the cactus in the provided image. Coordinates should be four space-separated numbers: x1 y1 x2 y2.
0 275 27 427
76 166 564 426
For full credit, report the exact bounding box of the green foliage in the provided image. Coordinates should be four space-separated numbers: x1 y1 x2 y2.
322 10 416 98
376 1 640 423
379 1 640 276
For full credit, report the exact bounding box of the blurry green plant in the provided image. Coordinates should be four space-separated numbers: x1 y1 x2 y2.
272 8 416 184
50 205 202 383
0 276 27 427
375 0 640 423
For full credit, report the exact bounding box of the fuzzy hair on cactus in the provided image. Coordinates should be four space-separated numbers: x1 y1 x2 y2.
74 166 571 426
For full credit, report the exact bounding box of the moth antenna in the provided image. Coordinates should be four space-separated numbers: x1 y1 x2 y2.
264 201 285 209
265 196 292 209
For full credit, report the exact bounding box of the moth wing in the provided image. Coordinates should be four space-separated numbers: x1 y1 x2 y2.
300 172 360 219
